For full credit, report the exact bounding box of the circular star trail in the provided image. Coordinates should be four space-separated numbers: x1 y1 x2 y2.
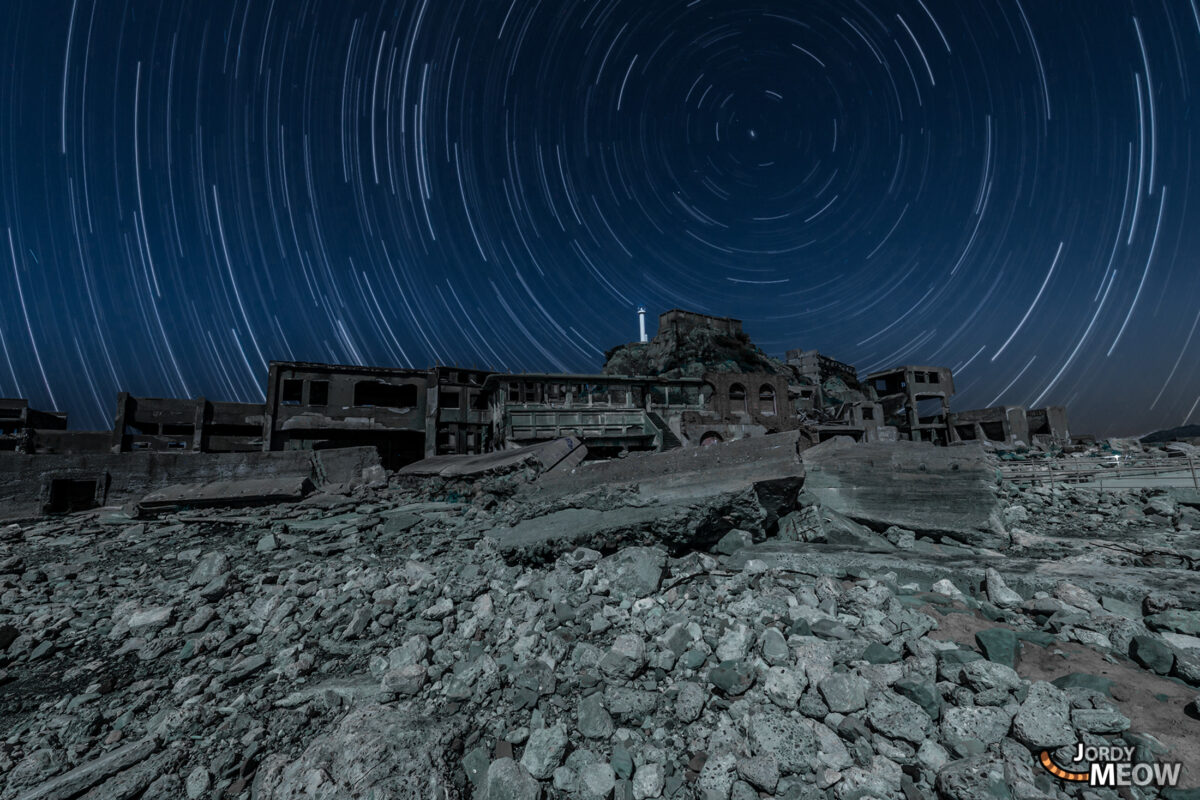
2 0 1200 435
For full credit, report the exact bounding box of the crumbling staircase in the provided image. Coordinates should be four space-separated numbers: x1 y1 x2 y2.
645 411 683 451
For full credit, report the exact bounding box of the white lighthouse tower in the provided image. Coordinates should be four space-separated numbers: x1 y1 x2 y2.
638 307 648 343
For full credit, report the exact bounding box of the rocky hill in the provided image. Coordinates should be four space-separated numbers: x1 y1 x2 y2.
602 326 791 379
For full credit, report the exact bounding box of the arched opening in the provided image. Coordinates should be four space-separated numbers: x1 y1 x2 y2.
354 381 418 408
729 383 747 414
700 431 723 447
758 384 776 416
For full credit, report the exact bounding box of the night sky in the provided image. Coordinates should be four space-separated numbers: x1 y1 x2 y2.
2 1 1199 437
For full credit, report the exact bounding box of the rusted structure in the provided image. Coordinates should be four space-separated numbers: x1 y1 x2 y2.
112 394 264 453
1 400 67 453
865 366 956 444
262 361 429 469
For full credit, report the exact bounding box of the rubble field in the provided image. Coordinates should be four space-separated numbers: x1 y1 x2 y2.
2 439 1200 800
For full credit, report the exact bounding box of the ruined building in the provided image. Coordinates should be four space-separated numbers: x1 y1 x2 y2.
1 309 1068 515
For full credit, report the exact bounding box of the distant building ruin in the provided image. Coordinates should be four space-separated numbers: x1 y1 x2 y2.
1 309 1069 513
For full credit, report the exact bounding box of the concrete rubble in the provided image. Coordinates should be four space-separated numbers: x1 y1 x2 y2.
1 435 1199 800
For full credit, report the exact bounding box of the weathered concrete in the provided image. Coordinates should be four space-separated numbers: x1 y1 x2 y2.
535 430 806 505
487 432 805 561
801 437 1001 545
398 437 586 478
138 476 315 513
0 447 380 520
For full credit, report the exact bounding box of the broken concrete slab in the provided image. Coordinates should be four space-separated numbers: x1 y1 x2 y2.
397 437 586 478
14 737 159 800
537 430 805 506
801 437 1002 546
488 500 743 563
137 476 314 514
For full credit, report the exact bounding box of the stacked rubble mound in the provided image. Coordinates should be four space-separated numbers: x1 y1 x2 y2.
2 444 1200 800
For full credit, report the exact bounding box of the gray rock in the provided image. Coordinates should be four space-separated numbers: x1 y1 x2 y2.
861 641 901 664
697 752 737 800
714 528 753 555
578 692 615 739
940 706 1013 746
579 762 617 799
935 756 1012 800
736 755 780 793
675 681 706 723
380 664 427 696
8 738 158 800
974 628 1019 668
716 623 753 661
960 660 1022 694
893 678 942 721
1130 634 1175 674
422 597 455 620
188 551 229 586
484 758 542 800
127 606 174 632
1011 681 1075 749
520 724 567 780
763 666 806 709
864 688 933 744
1070 708 1130 733
184 766 211 799
599 634 647 680
227 653 269 682
632 763 664 800
597 547 666 599
252 704 462 799
759 628 790 666
708 660 755 696
817 673 869 713
603 686 659 723
746 710 819 774
984 568 1021 608
917 740 951 772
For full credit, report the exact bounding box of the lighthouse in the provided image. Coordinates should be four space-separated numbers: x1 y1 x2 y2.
638 307 648 343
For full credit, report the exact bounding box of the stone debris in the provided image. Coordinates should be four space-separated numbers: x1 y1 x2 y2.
1 441 1199 800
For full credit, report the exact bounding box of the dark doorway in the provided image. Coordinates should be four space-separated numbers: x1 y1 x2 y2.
45 478 101 514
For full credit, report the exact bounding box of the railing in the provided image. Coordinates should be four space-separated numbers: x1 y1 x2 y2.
998 454 1200 489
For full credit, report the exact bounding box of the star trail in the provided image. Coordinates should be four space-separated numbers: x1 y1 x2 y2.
2 0 1200 436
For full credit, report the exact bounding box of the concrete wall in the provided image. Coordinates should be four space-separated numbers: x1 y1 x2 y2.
0 446 380 520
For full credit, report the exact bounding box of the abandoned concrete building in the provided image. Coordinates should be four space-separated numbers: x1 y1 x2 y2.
0 309 1069 514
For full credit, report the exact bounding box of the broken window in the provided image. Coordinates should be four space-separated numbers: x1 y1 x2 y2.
440 389 461 408
914 372 926 383
729 383 746 413
981 421 1006 442
309 381 329 405
928 372 940 384
162 424 194 436
862 407 875 420
354 381 418 408
282 379 304 405
758 384 776 416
